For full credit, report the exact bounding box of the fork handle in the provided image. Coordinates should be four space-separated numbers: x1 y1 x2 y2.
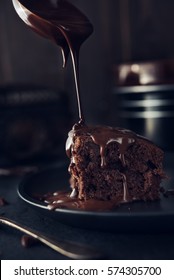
0 216 101 259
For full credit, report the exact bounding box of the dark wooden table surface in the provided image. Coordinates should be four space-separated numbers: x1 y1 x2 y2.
0 153 174 260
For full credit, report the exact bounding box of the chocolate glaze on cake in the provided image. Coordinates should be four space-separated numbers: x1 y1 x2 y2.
41 123 166 211
66 125 138 202
65 125 165 205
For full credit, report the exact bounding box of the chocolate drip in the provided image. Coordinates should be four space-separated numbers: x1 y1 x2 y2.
66 125 137 201
121 173 129 202
12 0 93 122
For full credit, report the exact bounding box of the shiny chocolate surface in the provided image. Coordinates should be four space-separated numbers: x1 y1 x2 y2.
12 0 93 122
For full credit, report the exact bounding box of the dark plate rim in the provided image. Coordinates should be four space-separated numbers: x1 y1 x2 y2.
17 168 174 218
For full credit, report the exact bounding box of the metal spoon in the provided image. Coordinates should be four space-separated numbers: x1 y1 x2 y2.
0 216 102 259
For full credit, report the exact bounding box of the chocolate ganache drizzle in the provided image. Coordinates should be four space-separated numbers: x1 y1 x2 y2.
12 0 93 122
66 125 137 203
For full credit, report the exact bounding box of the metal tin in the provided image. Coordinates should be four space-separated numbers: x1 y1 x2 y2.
110 84 174 151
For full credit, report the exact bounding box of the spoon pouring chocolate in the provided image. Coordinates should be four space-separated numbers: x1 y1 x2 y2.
12 0 93 123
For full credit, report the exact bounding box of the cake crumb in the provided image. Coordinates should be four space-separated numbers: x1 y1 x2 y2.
0 197 8 206
21 235 39 248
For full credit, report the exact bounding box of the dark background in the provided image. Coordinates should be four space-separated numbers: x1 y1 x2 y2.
0 1 174 260
1 0 174 122
1 0 174 156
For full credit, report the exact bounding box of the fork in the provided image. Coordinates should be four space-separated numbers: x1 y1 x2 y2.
0 216 103 259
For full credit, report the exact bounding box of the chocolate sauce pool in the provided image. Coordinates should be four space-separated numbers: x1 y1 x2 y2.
40 189 125 211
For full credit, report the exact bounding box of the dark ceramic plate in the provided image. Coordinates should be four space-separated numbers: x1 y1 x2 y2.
18 156 174 233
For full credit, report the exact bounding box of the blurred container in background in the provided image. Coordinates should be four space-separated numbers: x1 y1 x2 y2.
0 85 72 167
110 60 174 151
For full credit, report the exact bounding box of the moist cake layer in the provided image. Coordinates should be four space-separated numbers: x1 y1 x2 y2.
66 124 165 204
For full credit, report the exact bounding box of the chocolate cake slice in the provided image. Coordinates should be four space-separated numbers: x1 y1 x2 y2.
66 125 165 205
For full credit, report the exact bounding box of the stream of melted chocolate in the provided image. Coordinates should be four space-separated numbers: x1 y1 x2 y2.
12 0 93 122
